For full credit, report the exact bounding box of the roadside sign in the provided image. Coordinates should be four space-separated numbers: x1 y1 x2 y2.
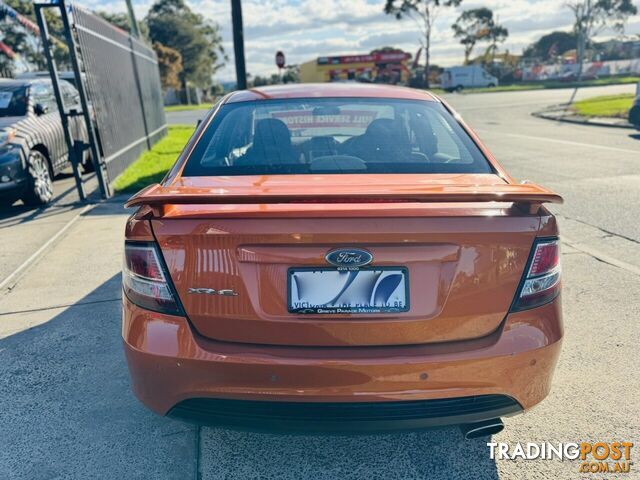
276 51 285 69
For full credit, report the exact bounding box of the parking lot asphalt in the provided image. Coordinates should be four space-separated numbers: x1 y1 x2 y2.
1 84 639 479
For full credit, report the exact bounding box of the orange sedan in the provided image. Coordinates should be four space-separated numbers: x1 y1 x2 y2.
122 84 563 437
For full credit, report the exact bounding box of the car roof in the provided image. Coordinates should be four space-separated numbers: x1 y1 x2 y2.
16 71 79 80
0 77 51 88
225 83 440 104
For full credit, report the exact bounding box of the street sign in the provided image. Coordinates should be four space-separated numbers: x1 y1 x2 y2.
275 50 285 69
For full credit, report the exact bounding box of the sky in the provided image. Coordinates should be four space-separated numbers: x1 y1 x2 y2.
77 0 640 82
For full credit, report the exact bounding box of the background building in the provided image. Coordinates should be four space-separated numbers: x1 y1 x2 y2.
300 50 411 84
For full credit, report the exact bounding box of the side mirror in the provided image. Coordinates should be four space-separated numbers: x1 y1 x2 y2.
34 103 49 116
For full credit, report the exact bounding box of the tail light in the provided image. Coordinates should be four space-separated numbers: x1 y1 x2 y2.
123 242 184 316
511 238 561 311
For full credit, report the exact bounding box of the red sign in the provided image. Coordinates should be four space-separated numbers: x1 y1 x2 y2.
317 51 410 65
270 110 378 130
275 51 285 69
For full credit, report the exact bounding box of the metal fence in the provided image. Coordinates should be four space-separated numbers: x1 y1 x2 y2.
35 0 167 198
72 6 166 182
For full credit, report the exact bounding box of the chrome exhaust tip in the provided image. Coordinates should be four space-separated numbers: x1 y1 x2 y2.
460 418 504 439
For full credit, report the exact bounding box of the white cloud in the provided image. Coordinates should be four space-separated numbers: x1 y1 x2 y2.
76 0 640 81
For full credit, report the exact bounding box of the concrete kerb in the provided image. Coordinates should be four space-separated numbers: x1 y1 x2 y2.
532 103 636 130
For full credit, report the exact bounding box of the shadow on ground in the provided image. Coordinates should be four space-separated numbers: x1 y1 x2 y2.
0 171 100 223
0 274 196 480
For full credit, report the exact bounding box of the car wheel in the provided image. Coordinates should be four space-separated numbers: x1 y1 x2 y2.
455 85 464 92
487 83 496 88
22 150 53 206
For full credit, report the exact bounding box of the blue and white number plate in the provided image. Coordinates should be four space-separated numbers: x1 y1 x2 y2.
288 267 409 314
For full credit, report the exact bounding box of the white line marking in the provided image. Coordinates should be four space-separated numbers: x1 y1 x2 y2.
457 101 554 111
0 204 95 292
476 129 640 155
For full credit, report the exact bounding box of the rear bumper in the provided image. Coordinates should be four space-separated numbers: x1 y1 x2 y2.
168 395 522 433
122 297 562 430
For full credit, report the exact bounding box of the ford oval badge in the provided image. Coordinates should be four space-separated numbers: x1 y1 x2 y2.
325 248 373 268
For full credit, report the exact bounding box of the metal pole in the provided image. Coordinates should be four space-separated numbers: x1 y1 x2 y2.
57 0 111 198
34 2 85 201
129 36 151 149
124 0 141 38
231 0 247 90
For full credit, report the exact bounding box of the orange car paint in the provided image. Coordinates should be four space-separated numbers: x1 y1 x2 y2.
123 84 563 428
123 297 562 414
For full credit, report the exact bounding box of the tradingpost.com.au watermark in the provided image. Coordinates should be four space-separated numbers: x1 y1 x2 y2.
488 441 634 474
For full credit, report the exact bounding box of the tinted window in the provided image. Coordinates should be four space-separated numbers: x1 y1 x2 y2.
0 86 28 117
182 98 492 176
31 83 58 113
61 82 80 106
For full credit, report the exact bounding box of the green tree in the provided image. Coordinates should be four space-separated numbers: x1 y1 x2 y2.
251 75 269 87
0 42 16 74
567 0 637 80
384 0 462 88
484 17 508 65
153 42 183 89
523 31 578 61
0 0 69 71
282 64 299 83
95 11 149 39
451 8 507 65
95 11 131 32
210 83 224 96
146 0 226 89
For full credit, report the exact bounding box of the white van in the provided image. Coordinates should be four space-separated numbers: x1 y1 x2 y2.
440 66 498 92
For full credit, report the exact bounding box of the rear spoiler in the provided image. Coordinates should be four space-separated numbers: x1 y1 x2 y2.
125 182 562 214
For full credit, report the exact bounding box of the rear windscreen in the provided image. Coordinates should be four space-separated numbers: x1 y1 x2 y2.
182 98 493 176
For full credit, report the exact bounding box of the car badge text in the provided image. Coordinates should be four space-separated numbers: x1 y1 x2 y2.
325 248 373 268
188 288 238 296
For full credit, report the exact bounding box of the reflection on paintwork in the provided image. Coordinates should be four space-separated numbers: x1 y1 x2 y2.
151 214 540 347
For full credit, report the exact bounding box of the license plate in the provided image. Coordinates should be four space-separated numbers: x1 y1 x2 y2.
288 267 409 314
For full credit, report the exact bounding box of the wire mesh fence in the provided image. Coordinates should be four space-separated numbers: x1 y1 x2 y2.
71 4 167 183
72 5 166 180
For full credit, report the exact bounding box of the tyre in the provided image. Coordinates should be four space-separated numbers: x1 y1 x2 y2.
455 85 464 92
22 150 53 206
487 83 496 88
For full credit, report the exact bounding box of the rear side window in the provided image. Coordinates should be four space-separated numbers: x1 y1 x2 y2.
31 83 58 113
182 98 492 176
61 82 80 106
0 86 28 117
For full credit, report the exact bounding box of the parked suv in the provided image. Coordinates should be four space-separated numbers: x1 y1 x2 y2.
0 78 90 206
